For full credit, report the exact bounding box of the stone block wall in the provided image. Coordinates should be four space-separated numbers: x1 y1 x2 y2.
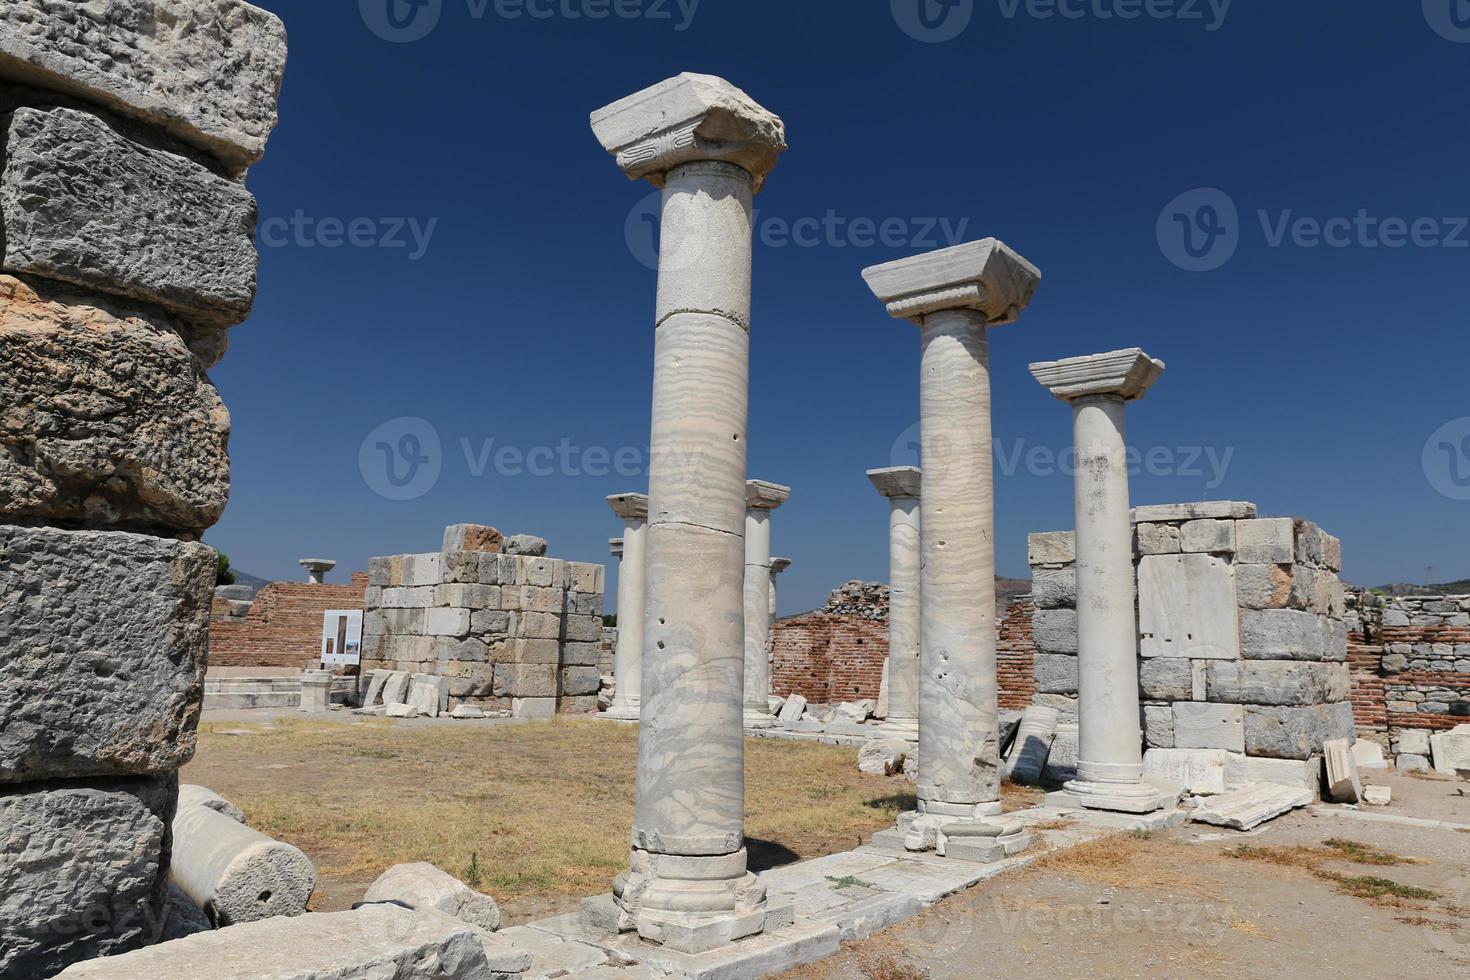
1345 591 1470 760
0 4 286 974
771 612 888 704
360 530 605 718
1029 502 1354 789
208 575 369 670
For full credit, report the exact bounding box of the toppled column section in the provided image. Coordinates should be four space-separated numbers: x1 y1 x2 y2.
169 800 317 926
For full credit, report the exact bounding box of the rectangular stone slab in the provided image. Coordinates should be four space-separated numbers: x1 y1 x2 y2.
1 775 174 979
0 274 232 533
0 525 213 781
1138 553 1239 660
0 0 287 173
1188 783 1312 831
53 903 500 979
1 106 259 327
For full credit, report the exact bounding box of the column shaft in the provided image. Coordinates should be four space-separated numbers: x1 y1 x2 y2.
742 509 774 719
1071 395 1145 782
917 309 1000 810
610 519 646 716
882 496 921 739
635 162 753 859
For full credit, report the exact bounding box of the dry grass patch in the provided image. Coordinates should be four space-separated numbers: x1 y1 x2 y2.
1030 832 1216 896
1228 840 1442 910
185 718 902 909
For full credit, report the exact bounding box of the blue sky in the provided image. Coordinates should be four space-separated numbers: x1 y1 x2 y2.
213 0 1470 609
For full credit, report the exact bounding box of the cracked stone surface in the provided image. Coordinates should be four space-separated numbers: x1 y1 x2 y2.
0 525 213 782
0 274 232 534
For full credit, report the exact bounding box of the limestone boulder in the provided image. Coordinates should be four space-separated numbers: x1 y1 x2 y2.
1430 724 1470 775
363 862 502 932
0 0 287 174
857 738 908 776
0 275 232 533
0 776 174 978
1 106 259 329
0 525 213 782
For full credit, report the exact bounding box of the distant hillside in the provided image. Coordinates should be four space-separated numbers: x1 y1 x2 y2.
1371 580 1470 597
228 570 272 596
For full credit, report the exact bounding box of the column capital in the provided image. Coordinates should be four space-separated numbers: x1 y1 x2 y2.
609 538 624 559
1029 348 1165 403
745 480 791 510
867 466 921 499
607 492 649 522
770 557 791 576
590 73 787 192
862 238 1041 326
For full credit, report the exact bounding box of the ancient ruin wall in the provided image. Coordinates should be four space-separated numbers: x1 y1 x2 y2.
208 575 369 670
0 4 287 974
771 612 888 705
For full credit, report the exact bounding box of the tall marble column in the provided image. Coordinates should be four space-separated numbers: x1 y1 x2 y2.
1030 349 1167 814
605 493 648 722
769 557 790 627
743 480 790 728
862 240 1041 859
587 73 787 950
868 467 922 743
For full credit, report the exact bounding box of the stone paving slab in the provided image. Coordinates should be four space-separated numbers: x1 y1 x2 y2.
602 919 840 980
759 849 899 894
497 925 609 978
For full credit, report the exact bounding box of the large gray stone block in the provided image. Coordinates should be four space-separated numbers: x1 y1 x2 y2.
0 0 287 174
0 775 174 978
1240 609 1341 662
1030 565 1076 609
1244 702 1355 760
1034 653 1078 695
1032 608 1078 654
1 106 259 328
0 525 213 782
1206 660 1350 706
54 903 516 979
1138 657 1193 701
0 274 231 532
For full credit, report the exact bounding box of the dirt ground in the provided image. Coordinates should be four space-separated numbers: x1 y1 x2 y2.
182 714 922 924
780 770 1470 980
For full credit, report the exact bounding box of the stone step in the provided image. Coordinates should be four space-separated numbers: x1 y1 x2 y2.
203 692 301 710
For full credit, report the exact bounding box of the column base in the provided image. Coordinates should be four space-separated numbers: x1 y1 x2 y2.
1063 777 1166 814
601 702 641 722
888 802 1031 862
589 848 783 954
743 708 777 729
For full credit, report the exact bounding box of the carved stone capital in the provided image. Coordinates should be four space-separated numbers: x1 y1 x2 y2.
591 73 787 191
607 492 650 522
1029 348 1166 403
867 466 922 499
745 480 791 511
862 239 1042 326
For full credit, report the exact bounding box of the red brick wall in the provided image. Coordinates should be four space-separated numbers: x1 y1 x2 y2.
1348 626 1387 734
771 612 887 704
209 574 368 670
997 597 1037 710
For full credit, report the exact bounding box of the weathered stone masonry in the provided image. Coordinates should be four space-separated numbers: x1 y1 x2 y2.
0 3 287 974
